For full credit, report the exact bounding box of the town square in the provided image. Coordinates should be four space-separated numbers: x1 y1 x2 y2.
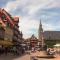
0 0 60 60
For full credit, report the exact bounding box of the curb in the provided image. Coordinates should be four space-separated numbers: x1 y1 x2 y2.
36 55 55 58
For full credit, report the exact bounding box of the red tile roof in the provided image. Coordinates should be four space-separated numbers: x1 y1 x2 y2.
0 8 19 28
14 17 19 22
2 9 14 26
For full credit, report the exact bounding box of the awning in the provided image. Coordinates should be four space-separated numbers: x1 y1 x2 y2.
0 40 13 47
54 44 60 47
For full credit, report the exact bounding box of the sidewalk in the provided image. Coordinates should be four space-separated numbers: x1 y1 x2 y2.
30 51 46 56
30 51 54 58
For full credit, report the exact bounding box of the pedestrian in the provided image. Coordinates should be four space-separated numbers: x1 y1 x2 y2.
5 47 8 55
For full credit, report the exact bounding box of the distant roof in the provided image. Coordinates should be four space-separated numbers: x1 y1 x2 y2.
26 34 38 42
30 34 37 40
44 31 60 40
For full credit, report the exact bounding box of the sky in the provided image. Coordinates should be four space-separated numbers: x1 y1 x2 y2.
0 0 60 38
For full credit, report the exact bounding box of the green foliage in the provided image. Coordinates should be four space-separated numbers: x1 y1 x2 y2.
45 40 56 48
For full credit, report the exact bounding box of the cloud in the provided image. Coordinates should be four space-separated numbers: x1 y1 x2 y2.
19 17 39 38
2 0 60 38
4 0 56 14
4 0 20 12
43 23 57 31
43 22 60 31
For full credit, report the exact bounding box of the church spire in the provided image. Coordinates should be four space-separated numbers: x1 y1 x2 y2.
39 20 41 27
38 20 44 50
39 20 43 33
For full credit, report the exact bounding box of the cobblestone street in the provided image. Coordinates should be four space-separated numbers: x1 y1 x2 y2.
0 51 60 60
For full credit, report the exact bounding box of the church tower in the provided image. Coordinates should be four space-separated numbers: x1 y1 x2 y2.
38 20 44 50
